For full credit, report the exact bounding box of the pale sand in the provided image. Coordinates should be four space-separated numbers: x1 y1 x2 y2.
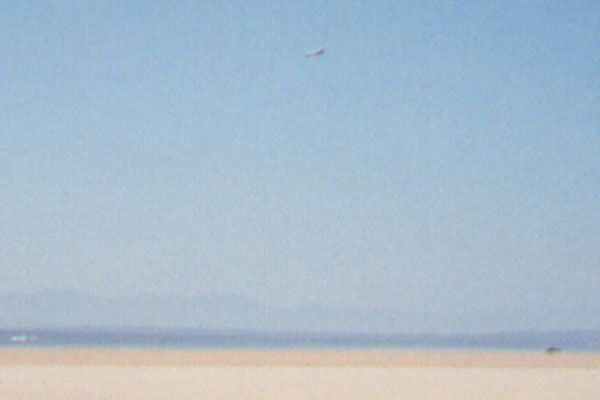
0 349 598 399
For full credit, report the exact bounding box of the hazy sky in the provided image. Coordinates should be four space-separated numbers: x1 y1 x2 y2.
1 1 599 331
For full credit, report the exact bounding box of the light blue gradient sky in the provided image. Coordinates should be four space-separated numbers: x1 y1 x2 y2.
1 1 599 331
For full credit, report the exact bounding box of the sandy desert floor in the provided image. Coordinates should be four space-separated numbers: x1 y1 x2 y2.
0 349 598 399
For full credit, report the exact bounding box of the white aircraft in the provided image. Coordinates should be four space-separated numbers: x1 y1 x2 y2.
304 48 324 57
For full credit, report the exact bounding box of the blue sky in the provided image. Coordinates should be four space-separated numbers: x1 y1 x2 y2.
1 1 599 331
